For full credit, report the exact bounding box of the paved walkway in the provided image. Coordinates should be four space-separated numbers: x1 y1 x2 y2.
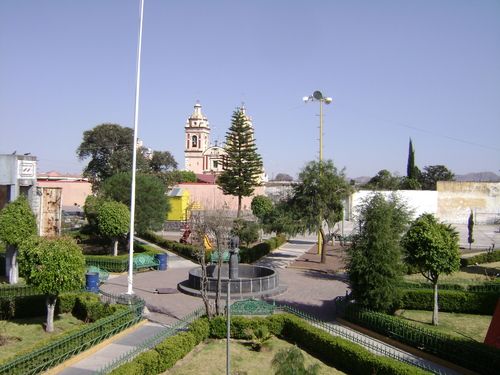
59 236 464 374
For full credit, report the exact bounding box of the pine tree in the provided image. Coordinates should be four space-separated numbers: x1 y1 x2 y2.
218 108 263 217
407 138 416 179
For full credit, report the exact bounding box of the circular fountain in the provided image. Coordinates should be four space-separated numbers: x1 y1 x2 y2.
178 248 285 299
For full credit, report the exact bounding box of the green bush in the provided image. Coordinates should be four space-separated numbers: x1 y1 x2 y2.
135 350 161 375
140 231 199 261
277 313 427 375
0 291 118 321
72 293 119 322
239 235 287 264
188 316 210 343
109 361 144 375
155 331 196 371
344 304 500 374
398 288 499 314
461 250 500 267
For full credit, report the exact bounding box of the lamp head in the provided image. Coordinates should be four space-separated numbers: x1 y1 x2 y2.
302 96 310 102
324 97 333 104
313 91 323 100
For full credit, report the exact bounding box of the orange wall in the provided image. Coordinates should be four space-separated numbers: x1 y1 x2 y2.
178 183 265 213
37 180 92 209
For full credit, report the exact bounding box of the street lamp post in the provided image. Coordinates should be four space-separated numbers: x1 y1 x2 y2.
303 91 332 256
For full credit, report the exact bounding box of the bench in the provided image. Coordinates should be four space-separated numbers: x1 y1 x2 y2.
210 251 230 263
133 254 160 271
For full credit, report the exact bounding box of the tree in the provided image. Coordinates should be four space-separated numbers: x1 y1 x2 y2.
149 151 177 173
348 193 412 312
467 209 474 250
0 196 37 284
18 236 85 332
274 173 293 182
251 195 274 221
77 124 136 189
404 138 421 189
364 169 401 190
402 214 460 325
97 201 130 256
232 219 259 247
272 346 320 375
407 138 416 179
83 195 107 231
101 172 170 234
217 108 263 217
419 165 454 190
288 160 352 263
77 123 177 191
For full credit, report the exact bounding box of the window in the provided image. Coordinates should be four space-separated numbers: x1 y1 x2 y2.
213 160 218 169
192 135 198 148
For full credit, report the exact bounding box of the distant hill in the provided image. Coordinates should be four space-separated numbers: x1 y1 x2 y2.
455 172 500 182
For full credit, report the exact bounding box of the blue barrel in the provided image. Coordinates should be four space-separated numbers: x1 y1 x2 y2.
85 272 99 293
155 253 168 271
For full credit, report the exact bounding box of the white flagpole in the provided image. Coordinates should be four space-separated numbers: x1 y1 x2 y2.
128 0 145 295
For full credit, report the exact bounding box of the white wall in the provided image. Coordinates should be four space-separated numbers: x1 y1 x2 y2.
349 190 438 221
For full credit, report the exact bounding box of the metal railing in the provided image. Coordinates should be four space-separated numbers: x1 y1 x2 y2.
0 291 144 375
96 306 205 374
276 303 444 374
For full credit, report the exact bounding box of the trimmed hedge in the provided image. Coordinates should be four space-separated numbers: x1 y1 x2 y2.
398 281 500 292
239 234 287 264
141 231 288 265
398 288 499 315
344 305 500 375
110 317 210 375
461 250 500 267
111 314 428 375
140 231 199 261
0 291 118 321
84 244 162 273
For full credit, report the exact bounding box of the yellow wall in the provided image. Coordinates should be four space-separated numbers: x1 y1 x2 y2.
166 190 190 221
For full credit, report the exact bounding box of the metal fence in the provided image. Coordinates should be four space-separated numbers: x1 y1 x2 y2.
96 306 205 374
0 290 144 375
276 303 444 375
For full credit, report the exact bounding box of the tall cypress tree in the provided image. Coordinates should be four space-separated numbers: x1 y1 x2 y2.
218 108 263 217
407 138 415 179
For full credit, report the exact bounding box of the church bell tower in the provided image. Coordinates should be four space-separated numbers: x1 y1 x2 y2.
184 102 210 174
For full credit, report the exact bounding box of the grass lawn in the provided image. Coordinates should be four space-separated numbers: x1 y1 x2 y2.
0 313 84 363
394 309 492 342
404 261 500 284
163 337 344 375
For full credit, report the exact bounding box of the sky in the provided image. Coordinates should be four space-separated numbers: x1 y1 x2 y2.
1 0 499 180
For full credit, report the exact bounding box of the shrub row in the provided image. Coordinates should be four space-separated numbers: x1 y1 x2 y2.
141 231 287 265
0 303 136 374
397 288 499 315
461 250 500 267
110 318 210 375
343 304 500 375
0 291 120 321
140 231 199 261
398 281 500 293
111 314 428 375
84 244 162 273
239 234 287 263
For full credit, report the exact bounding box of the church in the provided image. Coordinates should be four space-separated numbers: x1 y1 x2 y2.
165 102 266 220
183 102 262 180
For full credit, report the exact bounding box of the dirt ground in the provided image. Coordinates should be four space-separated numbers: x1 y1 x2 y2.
291 242 349 275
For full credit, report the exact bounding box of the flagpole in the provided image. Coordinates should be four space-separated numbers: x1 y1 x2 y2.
128 0 145 295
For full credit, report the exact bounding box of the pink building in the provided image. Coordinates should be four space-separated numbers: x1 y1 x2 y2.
37 171 92 211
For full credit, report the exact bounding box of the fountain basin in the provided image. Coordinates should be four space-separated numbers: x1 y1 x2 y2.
178 264 285 299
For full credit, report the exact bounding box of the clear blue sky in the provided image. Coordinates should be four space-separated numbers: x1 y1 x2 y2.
1 0 499 179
